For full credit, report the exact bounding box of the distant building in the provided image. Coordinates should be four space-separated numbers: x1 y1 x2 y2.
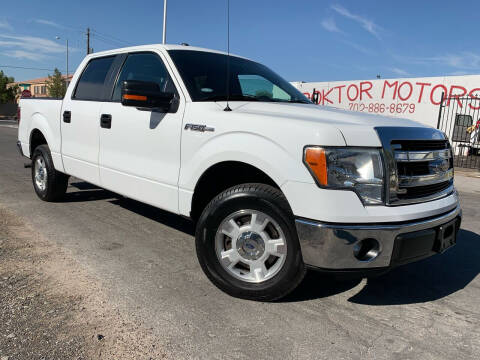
12 74 73 101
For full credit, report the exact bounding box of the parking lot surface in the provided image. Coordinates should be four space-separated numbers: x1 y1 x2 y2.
0 125 479 359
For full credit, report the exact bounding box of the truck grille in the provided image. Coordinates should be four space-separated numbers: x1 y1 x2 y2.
396 180 452 200
374 127 455 206
391 139 454 205
397 161 430 176
391 140 449 151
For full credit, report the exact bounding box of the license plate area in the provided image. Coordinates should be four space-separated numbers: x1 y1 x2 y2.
433 219 457 253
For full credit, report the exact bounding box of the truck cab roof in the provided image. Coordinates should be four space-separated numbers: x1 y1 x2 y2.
84 43 243 60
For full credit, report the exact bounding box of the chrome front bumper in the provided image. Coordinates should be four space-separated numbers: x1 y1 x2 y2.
295 204 462 270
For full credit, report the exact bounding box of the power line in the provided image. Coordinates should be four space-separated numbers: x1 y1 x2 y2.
91 29 131 45
91 29 131 46
92 35 124 48
34 19 130 51
0 65 65 72
91 33 122 47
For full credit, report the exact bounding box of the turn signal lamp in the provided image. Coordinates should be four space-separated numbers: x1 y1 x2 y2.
122 94 147 101
304 147 328 186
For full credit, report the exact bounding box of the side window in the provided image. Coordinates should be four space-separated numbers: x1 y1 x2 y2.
74 56 115 101
112 52 177 101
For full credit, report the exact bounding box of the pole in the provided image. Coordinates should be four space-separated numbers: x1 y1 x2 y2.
162 0 167 44
66 39 69 78
87 28 91 54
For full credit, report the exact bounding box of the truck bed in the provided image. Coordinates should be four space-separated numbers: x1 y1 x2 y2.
18 98 64 168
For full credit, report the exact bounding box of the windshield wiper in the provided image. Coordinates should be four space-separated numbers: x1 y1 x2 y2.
199 94 261 102
288 99 311 104
198 94 310 104
265 98 312 104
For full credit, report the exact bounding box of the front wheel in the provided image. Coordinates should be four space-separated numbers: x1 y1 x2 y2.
31 144 69 201
195 184 306 301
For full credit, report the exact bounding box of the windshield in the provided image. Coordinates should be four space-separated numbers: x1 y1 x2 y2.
168 50 310 104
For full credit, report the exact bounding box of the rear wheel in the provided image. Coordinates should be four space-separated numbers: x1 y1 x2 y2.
195 183 305 301
31 144 69 201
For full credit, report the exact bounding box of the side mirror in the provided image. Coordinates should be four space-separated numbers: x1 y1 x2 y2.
121 80 174 111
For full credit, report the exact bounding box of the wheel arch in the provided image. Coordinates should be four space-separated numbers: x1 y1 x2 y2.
29 112 64 172
29 128 48 156
189 160 284 222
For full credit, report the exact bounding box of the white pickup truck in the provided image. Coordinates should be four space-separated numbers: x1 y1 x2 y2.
17 44 461 301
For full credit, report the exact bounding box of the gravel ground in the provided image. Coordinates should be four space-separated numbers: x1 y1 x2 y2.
0 206 167 360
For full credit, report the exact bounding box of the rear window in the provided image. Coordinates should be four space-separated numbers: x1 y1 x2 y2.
73 56 115 101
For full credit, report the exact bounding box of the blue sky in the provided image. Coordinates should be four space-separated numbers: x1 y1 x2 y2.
1 0 479 83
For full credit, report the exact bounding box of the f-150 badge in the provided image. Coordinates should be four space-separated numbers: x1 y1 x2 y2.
184 124 215 132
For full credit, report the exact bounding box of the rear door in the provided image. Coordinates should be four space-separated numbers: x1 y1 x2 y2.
98 51 185 213
61 55 117 185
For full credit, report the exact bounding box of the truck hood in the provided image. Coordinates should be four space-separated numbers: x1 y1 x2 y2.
229 101 429 147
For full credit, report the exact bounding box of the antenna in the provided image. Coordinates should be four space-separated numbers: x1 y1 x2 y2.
224 0 232 112
162 0 167 44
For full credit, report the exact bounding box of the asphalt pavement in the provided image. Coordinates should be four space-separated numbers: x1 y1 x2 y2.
0 124 479 359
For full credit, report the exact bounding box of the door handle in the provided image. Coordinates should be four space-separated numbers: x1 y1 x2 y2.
100 114 112 129
63 111 71 123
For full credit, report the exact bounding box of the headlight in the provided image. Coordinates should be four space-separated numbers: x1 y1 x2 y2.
303 147 384 205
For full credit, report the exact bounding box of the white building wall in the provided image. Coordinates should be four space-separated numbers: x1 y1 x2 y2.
292 75 480 129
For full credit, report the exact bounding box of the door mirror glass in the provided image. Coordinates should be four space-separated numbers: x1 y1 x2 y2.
121 80 174 111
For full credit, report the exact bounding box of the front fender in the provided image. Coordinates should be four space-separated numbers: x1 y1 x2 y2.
180 131 313 190
177 131 314 216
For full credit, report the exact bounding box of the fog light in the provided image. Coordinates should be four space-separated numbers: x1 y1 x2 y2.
353 238 380 262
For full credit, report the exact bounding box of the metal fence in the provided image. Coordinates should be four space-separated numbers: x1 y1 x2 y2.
437 94 480 169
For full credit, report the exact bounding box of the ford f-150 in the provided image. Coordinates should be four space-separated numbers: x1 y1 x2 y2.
17 44 461 300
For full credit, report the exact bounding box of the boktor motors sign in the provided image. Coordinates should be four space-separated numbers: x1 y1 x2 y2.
292 75 480 128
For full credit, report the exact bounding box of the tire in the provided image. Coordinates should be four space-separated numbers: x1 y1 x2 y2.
31 144 69 201
195 183 306 301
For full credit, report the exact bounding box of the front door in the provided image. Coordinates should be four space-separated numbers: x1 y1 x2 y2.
98 51 184 213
